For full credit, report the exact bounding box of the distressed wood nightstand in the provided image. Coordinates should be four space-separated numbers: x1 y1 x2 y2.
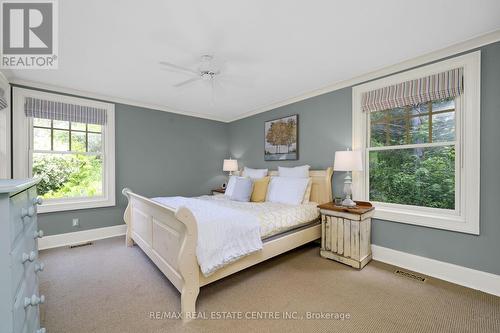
211 188 226 196
318 201 375 269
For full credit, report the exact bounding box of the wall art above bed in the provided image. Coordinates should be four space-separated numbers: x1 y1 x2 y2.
264 114 298 161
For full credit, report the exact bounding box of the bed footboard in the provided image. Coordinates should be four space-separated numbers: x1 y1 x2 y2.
122 188 199 321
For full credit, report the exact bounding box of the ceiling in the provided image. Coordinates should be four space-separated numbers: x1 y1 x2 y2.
4 0 500 122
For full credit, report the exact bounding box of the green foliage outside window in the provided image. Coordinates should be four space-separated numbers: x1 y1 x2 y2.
369 146 455 209
32 153 103 199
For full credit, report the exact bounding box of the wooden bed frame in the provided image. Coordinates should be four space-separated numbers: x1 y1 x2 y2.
122 167 333 321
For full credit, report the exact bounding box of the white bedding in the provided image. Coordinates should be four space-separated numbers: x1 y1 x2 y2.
151 196 320 276
152 196 263 277
199 195 320 238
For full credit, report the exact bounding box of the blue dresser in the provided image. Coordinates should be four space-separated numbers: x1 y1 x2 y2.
0 179 46 333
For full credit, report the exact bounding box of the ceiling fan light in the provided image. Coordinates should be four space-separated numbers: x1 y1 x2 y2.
201 72 212 81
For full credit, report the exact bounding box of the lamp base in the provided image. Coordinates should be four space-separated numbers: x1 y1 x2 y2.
342 197 356 207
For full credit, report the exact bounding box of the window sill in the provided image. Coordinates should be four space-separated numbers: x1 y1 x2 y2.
373 205 479 235
37 197 115 214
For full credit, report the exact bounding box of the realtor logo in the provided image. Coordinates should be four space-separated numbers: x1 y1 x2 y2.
1 0 58 69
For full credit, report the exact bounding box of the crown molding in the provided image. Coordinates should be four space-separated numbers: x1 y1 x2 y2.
7 78 228 122
228 28 500 122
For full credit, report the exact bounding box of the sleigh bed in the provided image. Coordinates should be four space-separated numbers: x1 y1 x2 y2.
122 167 333 321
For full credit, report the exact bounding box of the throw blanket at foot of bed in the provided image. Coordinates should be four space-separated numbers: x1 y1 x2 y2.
152 196 263 276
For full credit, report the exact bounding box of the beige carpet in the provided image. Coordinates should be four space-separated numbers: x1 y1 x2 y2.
39 236 500 333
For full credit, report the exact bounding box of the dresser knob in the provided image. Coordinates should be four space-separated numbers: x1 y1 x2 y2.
21 206 35 218
35 261 45 273
22 251 36 263
34 230 44 239
24 294 45 307
37 328 46 333
33 197 43 206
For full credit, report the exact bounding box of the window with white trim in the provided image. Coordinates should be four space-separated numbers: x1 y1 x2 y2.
13 88 115 213
352 52 480 234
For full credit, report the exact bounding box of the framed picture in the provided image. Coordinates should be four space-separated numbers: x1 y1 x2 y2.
264 114 298 161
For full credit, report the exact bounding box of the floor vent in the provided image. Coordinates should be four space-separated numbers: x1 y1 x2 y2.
394 269 427 282
69 242 93 249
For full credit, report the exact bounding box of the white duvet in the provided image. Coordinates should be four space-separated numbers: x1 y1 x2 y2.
151 196 263 277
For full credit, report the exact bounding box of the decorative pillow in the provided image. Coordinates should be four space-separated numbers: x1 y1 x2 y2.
278 165 310 178
242 167 268 179
226 177 253 202
225 176 238 197
266 177 310 205
302 178 313 204
250 176 270 202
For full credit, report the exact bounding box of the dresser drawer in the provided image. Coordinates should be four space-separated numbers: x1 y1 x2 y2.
11 222 38 298
13 271 39 333
10 191 29 247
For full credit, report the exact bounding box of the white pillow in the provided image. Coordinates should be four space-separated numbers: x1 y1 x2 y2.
302 178 313 204
242 167 268 179
266 177 310 205
225 176 238 197
225 176 252 202
278 165 310 178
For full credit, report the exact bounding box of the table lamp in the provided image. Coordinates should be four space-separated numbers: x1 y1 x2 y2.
223 158 238 176
334 149 363 207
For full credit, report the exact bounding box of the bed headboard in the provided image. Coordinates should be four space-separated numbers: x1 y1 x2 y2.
236 167 333 205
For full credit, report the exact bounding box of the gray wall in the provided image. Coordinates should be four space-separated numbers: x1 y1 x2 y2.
32 100 229 236
228 41 500 275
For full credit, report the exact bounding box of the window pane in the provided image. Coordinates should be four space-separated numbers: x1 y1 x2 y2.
409 103 429 116
88 133 102 152
388 107 406 118
370 123 386 147
432 112 455 142
71 122 86 131
388 117 406 146
33 118 51 127
369 146 455 209
33 128 51 150
53 130 69 151
87 124 102 133
32 153 103 199
409 115 430 144
53 120 69 129
71 132 86 152
433 98 455 112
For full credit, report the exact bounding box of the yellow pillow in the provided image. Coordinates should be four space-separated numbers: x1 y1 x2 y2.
251 177 270 202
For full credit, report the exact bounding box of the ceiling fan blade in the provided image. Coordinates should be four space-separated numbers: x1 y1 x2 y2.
173 77 200 88
159 61 198 75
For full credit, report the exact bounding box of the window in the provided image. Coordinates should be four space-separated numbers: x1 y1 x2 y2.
32 119 103 199
368 98 456 210
13 88 115 213
352 52 480 234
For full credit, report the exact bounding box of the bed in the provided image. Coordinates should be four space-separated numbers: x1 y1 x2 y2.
122 167 333 320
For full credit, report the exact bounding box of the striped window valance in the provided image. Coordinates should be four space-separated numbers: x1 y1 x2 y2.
0 98 7 110
0 88 7 110
24 97 107 125
362 67 464 112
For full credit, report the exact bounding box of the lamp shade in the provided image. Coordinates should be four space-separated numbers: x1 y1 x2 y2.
334 150 363 171
223 159 238 172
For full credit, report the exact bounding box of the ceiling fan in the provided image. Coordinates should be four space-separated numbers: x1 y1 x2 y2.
159 55 221 88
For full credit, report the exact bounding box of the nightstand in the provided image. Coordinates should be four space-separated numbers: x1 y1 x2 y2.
318 201 375 269
211 188 226 196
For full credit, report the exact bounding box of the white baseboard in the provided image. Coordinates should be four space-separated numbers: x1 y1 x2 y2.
372 245 500 297
38 224 127 250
